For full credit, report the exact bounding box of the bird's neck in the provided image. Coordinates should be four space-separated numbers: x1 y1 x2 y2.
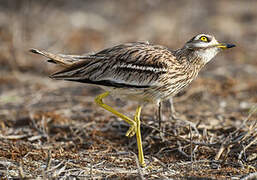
174 48 206 70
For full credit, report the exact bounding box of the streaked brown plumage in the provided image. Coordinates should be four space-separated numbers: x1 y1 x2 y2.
30 33 235 166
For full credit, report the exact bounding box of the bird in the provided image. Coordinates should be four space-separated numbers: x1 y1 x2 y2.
30 33 235 167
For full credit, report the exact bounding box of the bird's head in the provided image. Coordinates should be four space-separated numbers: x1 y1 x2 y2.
184 34 235 64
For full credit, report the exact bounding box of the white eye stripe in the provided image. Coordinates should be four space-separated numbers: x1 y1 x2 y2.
195 34 211 41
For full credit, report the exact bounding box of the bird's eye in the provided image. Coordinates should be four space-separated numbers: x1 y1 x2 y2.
200 36 208 42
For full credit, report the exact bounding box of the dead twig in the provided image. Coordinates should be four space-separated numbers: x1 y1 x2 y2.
189 125 194 171
177 141 190 158
238 135 257 160
215 136 230 161
46 150 52 171
241 172 257 180
18 161 25 179
132 152 145 180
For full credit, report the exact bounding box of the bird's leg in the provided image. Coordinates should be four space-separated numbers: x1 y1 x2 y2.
134 105 146 167
157 102 165 140
95 92 146 167
95 91 137 137
169 98 179 120
158 101 162 129
158 98 178 130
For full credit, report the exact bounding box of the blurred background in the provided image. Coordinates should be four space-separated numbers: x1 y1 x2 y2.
0 0 257 178
1 0 256 118
0 0 256 70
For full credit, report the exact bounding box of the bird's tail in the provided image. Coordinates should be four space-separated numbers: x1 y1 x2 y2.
29 48 74 67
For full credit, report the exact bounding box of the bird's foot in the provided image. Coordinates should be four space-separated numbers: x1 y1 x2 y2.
125 122 137 138
170 111 180 120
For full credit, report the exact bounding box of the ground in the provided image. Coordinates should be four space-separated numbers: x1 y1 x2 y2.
0 1 257 179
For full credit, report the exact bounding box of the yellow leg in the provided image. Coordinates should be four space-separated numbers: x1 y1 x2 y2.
95 92 146 167
135 105 146 167
95 91 137 137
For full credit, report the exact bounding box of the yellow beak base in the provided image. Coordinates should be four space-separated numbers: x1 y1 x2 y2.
217 43 236 49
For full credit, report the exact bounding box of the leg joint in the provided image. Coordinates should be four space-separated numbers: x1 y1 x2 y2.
95 91 110 105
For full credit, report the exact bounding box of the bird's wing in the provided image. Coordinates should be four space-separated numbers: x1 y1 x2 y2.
33 43 177 89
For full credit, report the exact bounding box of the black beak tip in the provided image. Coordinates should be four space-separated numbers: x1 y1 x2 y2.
227 44 236 48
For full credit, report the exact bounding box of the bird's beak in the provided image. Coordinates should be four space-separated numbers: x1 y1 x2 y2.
216 43 236 49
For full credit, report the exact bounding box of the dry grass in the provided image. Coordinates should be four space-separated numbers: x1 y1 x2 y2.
0 0 257 179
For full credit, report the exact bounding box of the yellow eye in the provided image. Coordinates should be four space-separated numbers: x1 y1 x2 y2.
200 36 208 42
